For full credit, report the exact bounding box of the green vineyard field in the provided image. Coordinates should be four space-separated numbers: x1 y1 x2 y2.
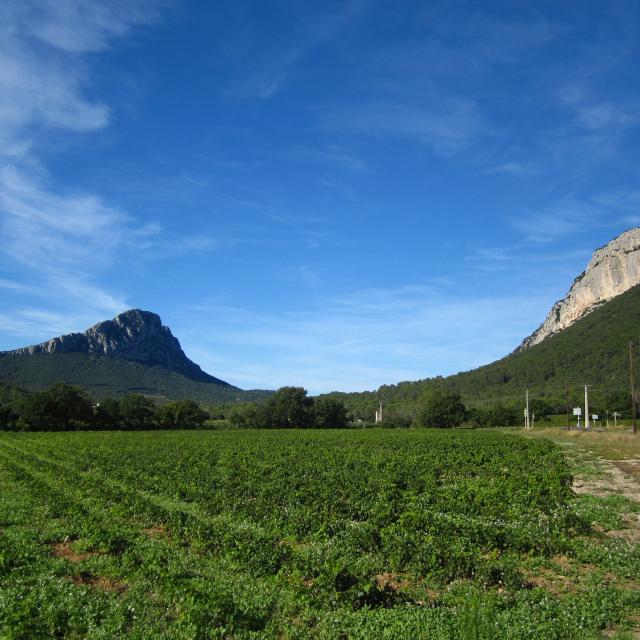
1 429 639 639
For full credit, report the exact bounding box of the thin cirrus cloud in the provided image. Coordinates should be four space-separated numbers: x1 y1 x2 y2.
324 100 485 157
0 164 159 315
512 192 640 244
223 1 367 100
0 1 214 326
0 0 160 146
183 285 550 393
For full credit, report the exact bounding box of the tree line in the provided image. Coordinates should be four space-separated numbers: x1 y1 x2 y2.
220 388 522 429
0 384 210 431
0 382 530 431
0 384 353 431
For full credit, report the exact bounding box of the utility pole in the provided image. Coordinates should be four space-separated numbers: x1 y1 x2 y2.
375 401 384 424
525 389 530 430
565 379 570 430
584 385 590 430
630 342 637 435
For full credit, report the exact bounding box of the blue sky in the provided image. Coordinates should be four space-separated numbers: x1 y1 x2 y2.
1 0 640 393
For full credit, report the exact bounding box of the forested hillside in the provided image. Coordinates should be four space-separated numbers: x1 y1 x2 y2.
0 353 269 403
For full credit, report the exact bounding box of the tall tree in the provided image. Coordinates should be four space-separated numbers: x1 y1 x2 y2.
157 400 209 429
94 398 122 430
416 390 467 428
119 394 157 430
314 397 349 428
0 403 18 431
19 384 93 431
262 387 314 428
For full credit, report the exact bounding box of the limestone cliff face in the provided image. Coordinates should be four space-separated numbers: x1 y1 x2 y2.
519 227 640 350
4 309 229 385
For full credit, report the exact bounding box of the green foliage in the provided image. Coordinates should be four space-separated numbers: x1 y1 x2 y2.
469 403 521 428
0 381 27 406
226 389 349 429
260 386 314 428
0 352 270 404
416 390 467 428
313 397 349 428
118 394 157 430
1 389 215 432
93 398 122 430
528 398 554 420
226 402 262 429
0 429 637 638
157 400 209 429
0 403 18 431
17 384 93 431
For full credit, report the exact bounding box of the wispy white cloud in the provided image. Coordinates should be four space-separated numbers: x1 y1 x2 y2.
0 309 73 338
325 99 485 157
486 162 538 178
224 1 367 99
547 83 640 166
0 1 225 330
511 191 640 244
0 164 226 317
512 201 603 244
0 277 33 292
1 166 134 268
0 1 160 159
182 284 553 393
0 306 119 346
280 145 370 175
0 164 138 315
22 0 159 53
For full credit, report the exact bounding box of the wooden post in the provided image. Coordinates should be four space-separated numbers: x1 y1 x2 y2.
631 342 637 435
565 379 570 430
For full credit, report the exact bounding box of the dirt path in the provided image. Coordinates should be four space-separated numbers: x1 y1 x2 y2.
572 457 640 503
572 456 640 547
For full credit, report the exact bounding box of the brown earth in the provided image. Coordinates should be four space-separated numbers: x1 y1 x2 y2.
70 572 127 593
142 525 168 539
52 541 99 563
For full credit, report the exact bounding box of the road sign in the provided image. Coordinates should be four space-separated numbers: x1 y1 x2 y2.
592 414 598 421
573 407 582 416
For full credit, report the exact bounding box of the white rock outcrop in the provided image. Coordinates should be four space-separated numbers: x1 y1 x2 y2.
519 227 640 350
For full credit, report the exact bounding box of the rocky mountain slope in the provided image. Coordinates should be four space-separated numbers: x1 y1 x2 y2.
3 309 226 385
0 309 273 402
519 227 640 350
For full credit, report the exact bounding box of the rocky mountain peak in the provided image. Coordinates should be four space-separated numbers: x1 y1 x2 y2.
519 227 640 350
3 309 228 386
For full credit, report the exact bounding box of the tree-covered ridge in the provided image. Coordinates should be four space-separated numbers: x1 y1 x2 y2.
322 283 640 421
0 352 270 403
0 382 27 405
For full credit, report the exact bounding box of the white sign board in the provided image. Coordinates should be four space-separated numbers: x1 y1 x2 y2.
573 407 582 416
592 414 598 421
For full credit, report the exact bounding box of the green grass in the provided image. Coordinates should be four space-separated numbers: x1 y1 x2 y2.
530 427 640 461
1 429 639 639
